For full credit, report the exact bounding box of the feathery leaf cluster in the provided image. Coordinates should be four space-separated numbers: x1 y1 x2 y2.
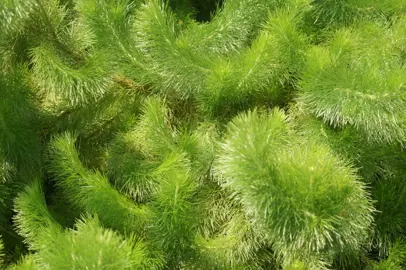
1 0 406 269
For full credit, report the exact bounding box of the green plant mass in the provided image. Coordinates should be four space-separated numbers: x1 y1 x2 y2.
1 0 406 269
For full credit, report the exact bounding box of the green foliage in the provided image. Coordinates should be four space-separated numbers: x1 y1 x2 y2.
1 0 406 269
372 238 406 270
0 237 3 265
371 177 406 256
0 67 39 166
13 180 162 269
134 0 210 98
7 255 36 270
196 206 274 269
106 97 175 201
216 109 374 268
299 21 406 144
107 128 161 202
149 153 197 266
31 43 109 108
13 180 59 251
47 133 150 234
38 216 159 270
292 104 406 263
308 0 406 29
199 7 306 117
74 0 142 74
180 0 280 56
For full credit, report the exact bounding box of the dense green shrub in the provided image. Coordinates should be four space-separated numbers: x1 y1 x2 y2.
1 0 406 269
